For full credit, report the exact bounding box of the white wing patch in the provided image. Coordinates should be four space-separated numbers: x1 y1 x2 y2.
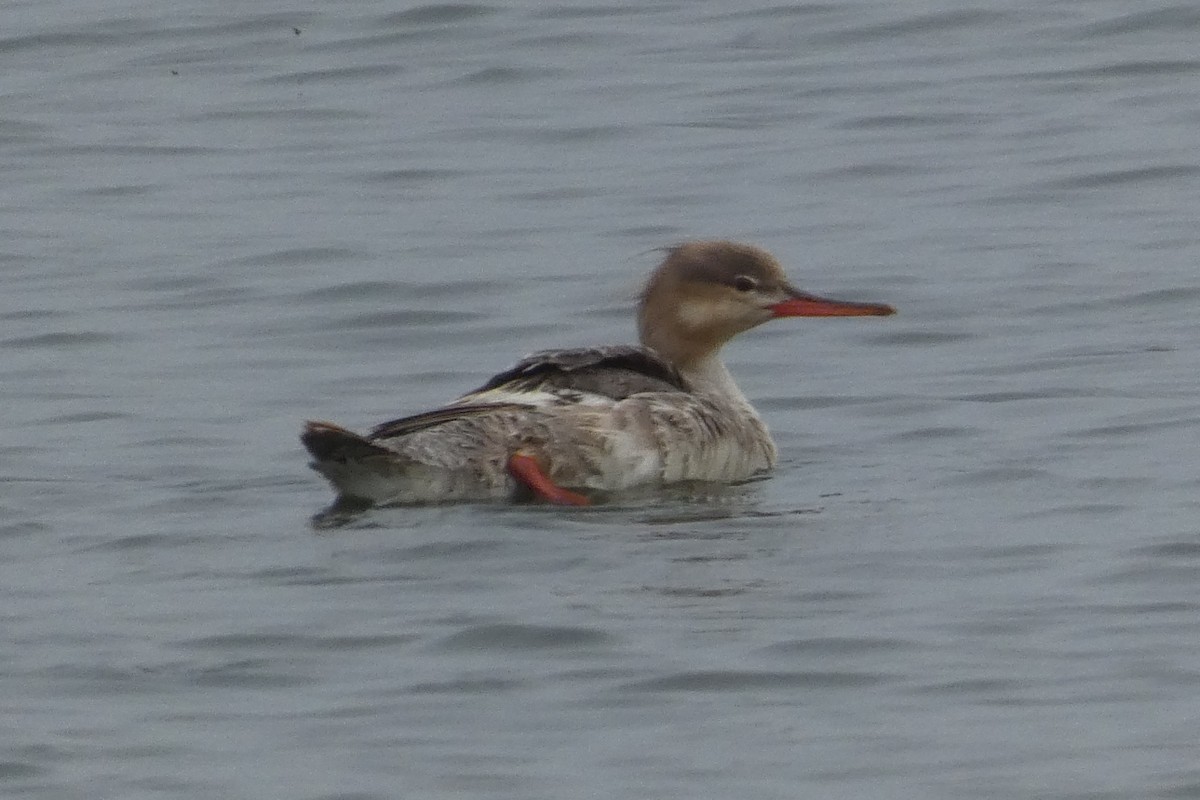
455 387 617 410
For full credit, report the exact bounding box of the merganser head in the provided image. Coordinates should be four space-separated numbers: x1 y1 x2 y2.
637 241 895 368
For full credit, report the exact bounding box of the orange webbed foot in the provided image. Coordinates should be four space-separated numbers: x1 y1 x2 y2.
506 451 590 506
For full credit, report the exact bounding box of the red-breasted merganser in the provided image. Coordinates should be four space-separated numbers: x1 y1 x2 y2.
302 241 894 506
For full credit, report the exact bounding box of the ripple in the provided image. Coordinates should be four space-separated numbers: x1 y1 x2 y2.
955 389 1096 402
838 112 986 130
293 278 507 305
1080 58 1200 78
946 466 1049 486
357 167 467 185
758 637 915 657
0 308 63 322
1096 601 1199 615
0 521 51 538
381 539 505 561
0 118 52 144
36 410 130 425
47 661 313 694
84 532 207 552
0 761 44 779
436 623 612 651
379 4 496 27
0 29 130 55
758 394 881 411
808 161 925 181
623 669 885 692
1044 164 1200 190
912 677 1024 697
888 425 978 442
258 63 406 85
535 4 677 19
407 677 524 694
180 632 417 651
1119 287 1200 307
188 659 315 689
820 9 1006 44
865 329 976 346
527 124 631 143
79 183 160 198
652 586 750 598
1161 780 1200 798
223 247 361 268
1081 7 1200 36
1018 503 1127 519
1066 417 1196 439
1094 562 1200 585
1134 540 1200 558
334 308 483 330
191 107 370 122
2 331 120 349
504 186 611 202
45 143 225 157
448 66 557 86
294 280 409 303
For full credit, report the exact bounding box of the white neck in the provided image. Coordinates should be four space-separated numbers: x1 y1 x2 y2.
677 353 753 408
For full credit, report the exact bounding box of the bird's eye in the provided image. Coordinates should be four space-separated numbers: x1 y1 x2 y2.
733 275 757 292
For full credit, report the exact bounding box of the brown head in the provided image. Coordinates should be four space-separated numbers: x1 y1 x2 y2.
636 241 895 368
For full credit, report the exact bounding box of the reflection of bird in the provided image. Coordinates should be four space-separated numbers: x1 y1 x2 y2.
302 241 894 506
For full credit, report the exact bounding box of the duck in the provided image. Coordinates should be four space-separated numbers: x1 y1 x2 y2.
302 241 894 507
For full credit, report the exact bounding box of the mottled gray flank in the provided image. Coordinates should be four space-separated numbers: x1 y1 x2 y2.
3 0 1200 798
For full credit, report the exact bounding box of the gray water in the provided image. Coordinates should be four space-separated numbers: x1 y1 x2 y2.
4 1 1200 797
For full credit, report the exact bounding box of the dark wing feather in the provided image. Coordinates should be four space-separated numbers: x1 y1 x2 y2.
368 347 687 441
368 403 529 440
468 345 690 400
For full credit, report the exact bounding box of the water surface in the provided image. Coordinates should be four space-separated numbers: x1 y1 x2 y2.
3 1 1199 798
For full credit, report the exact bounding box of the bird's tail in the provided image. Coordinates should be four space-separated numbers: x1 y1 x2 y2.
301 420 415 503
301 420 392 463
